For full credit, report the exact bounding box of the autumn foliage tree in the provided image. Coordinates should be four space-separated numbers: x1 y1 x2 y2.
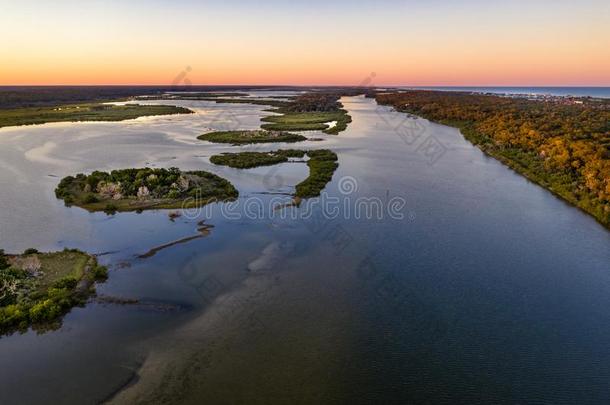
376 90 610 226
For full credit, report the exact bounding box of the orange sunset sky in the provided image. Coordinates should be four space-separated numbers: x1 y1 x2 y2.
1 0 609 86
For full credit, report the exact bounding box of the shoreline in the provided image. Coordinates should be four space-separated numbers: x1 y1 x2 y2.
0 103 193 130
426 116 610 231
375 90 610 232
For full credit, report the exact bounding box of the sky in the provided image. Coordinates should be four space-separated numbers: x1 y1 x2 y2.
1 0 609 86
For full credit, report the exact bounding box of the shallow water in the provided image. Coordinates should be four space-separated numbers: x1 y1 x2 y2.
1 94 609 404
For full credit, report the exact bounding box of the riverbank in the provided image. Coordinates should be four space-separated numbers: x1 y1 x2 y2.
376 90 610 230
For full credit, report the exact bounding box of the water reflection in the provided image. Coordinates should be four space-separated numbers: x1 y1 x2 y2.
1 95 610 404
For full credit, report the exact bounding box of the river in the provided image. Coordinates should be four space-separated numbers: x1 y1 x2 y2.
0 94 609 404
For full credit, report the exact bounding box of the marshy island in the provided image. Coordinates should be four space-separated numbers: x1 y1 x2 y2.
55 167 238 214
0 248 107 335
210 149 339 198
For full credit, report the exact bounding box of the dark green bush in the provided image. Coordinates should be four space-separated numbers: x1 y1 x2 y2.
91 266 108 281
0 250 9 270
104 204 118 214
52 277 78 290
82 193 99 204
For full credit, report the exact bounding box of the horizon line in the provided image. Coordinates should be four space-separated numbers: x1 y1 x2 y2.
1 84 610 88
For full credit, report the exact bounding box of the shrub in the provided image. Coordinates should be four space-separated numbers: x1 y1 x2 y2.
23 248 38 255
52 277 78 290
0 304 27 329
104 203 118 215
29 299 62 323
0 252 9 270
91 266 108 282
82 193 99 204
167 189 181 199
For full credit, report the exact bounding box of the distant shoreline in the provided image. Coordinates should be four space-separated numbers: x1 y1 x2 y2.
396 86 610 99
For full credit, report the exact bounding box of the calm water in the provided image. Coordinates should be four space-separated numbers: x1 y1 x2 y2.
0 94 609 404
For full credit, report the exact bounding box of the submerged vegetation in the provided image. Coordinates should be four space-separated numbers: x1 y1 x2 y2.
210 149 339 198
55 167 238 213
261 92 352 135
198 130 307 145
376 90 610 228
0 248 108 335
0 103 193 129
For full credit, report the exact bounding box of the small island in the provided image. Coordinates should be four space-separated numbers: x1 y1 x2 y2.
55 167 238 213
209 149 306 168
210 149 338 198
0 248 108 335
198 130 307 145
261 92 352 135
0 103 193 129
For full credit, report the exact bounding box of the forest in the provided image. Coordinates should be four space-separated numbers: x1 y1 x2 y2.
376 91 610 227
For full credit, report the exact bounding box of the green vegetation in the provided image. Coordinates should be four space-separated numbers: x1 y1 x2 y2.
145 92 252 98
0 86 301 109
261 110 352 134
210 151 298 168
0 248 107 335
198 130 307 145
0 86 141 109
204 98 289 108
0 103 193 129
261 92 352 135
295 149 339 198
55 167 238 213
376 90 610 228
210 149 338 198
136 93 290 108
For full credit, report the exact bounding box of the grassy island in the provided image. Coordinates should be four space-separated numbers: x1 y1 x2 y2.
210 149 339 198
261 93 352 135
135 92 291 108
55 167 238 213
138 92 252 99
376 90 610 229
210 151 292 168
0 103 193 129
0 248 108 335
205 98 289 108
198 130 307 145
